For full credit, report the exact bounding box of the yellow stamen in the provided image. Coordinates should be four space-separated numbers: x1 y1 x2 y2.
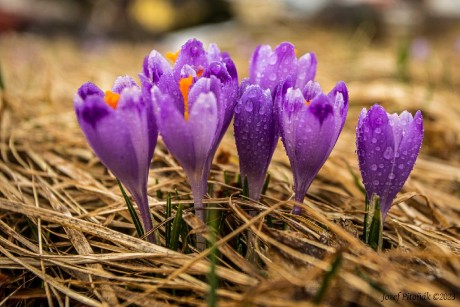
165 49 180 63
179 75 194 121
104 91 120 109
305 100 311 106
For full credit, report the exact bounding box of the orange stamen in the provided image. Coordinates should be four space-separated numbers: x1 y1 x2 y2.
104 91 120 109
305 100 311 106
165 49 180 63
196 68 204 78
179 75 194 120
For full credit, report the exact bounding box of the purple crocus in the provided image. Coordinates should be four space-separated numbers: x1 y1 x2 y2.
74 76 158 243
234 42 317 200
278 80 349 215
141 39 238 222
356 104 423 220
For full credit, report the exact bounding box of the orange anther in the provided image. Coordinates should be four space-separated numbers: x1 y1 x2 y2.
165 49 180 63
305 100 311 106
196 68 204 78
179 75 194 120
104 91 120 109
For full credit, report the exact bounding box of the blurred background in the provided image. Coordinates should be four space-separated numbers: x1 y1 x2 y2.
0 0 460 162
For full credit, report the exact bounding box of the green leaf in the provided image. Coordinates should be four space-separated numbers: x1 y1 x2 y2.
345 163 366 195
313 252 343 304
242 176 249 197
169 204 183 251
261 173 271 195
165 193 172 248
117 180 144 237
0 63 4 90
363 194 383 251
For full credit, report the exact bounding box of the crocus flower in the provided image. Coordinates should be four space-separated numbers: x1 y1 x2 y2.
74 76 158 243
278 80 349 215
356 104 423 220
141 39 238 222
234 42 317 200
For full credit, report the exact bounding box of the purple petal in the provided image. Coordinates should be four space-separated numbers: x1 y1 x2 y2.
143 50 172 84
77 82 104 99
174 39 208 81
250 42 298 93
117 87 157 174
356 105 395 212
295 52 317 89
249 44 272 85
302 80 322 102
280 90 336 202
112 75 138 94
75 95 139 193
156 72 183 113
356 105 423 218
234 85 277 200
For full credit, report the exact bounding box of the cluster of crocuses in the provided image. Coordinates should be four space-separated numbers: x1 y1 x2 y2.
74 38 423 245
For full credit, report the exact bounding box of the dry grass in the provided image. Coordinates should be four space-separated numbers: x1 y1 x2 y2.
0 24 459 306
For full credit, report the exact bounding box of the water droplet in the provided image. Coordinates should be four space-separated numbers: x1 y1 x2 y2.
375 128 381 134
234 105 241 114
269 73 277 81
376 118 382 125
416 117 422 125
247 90 257 98
269 55 277 65
376 146 381 151
211 64 221 75
259 106 266 115
388 173 395 179
364 127 370 133
371 164 377 171
371 138 377 143
373 180 379 186
245 99 253 112
263 124 268 130
379 164 384 168
383 146 393 160
398 164 404 169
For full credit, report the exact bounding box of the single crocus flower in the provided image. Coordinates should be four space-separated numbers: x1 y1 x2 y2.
234 42 317 200
74 76 158 243
141 39 238 222
356 104 423 220
278 80 349 215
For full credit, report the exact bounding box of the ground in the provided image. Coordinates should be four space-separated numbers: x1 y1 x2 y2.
0 22 459 306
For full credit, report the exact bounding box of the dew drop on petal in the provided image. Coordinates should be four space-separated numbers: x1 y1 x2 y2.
371 137 377 143
269 55 277 65
383 146 394 160
388 173 395 179
398 164 404 169
375 128 381 134
416 117 422 125
379 164 384 168
371 164 377 171
373 180 379 186
245 99 254 112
